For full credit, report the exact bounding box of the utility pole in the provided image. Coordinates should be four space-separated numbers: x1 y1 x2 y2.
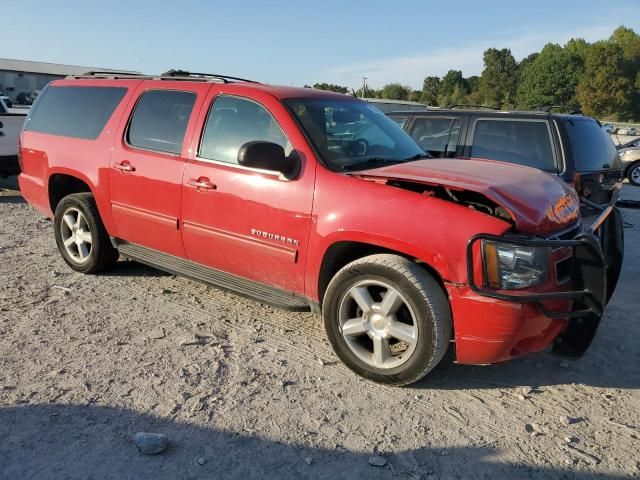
361 76 368 98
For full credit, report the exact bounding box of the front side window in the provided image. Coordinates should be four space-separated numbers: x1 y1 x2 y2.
410 117 461 158
284 98 426 171
127 90 196 155
199 95 290 164
470 119 557 172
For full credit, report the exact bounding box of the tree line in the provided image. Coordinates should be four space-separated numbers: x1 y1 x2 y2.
309 26 640 122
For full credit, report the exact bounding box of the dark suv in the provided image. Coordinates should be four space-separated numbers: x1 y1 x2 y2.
389 107 623 205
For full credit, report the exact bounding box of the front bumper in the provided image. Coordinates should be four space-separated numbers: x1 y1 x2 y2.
463 189 623 361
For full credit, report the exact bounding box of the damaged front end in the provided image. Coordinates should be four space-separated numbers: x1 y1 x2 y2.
466 189 624 359
353 159 623 360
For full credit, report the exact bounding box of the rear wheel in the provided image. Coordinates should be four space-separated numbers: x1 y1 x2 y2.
53 193 119 273
627 163 640 187
322 254 452 386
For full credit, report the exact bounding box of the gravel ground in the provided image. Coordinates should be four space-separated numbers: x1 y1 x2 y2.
1 176 639 479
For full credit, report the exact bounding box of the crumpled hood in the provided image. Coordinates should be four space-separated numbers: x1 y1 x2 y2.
353 159 580 235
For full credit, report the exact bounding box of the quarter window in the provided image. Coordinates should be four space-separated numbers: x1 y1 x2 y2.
470 119 556 172
199 96 290 164
410 117 460 158
127 90 196 155
25 86 127 140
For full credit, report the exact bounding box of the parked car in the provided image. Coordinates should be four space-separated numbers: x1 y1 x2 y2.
18 73 622 385
0 96 28 177
389 108 623 205
16 91 33 105
619 146 640 186
617 127 638 136
601 122 617 134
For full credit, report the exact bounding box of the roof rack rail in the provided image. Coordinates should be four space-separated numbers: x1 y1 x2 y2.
536 105 582 114
163 71 258 83
68 71 259 84
81 70 145 76
445 104 500 111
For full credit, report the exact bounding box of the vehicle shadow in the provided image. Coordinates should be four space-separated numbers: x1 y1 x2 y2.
0 194 25 204
103 259 173 278
0 404 628 480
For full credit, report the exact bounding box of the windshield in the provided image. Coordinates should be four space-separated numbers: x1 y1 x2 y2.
284 98 427 171
565 118 621 172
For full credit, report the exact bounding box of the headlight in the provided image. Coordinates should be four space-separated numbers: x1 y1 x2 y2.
482 241 550 290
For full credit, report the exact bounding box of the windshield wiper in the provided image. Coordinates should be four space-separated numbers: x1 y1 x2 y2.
343 157 405 171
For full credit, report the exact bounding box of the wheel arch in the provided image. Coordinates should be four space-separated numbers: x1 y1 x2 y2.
624 159 640 178
48 170 96 213
316 239 449 306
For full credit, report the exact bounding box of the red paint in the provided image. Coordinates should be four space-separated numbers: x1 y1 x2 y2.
19 78 586 366
354 159 580 235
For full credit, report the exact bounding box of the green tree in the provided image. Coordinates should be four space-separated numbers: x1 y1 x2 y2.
576 41 635 120
516 43 585 109
419 76 441 105
162 69 191 76
312 83 349 94
409 90 422 102
378 83 411 100
478 48 518 108
610 26 640 66
437 70 466 106
464 75 481 104
565 38 590 62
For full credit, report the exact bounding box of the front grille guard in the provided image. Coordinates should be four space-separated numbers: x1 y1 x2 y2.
465 187 624 358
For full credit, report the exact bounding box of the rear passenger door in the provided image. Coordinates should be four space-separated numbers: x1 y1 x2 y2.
108 82 209 257
407 115 462 158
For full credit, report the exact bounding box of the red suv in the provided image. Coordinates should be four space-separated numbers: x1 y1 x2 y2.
18 73 623 385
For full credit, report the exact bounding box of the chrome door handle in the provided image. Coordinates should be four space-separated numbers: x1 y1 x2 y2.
113 162 135 172
188 178 217 190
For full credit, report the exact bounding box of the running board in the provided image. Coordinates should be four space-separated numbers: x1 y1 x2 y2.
115 240 310 311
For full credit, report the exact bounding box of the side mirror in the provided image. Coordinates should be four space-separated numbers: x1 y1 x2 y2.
237 141 299 178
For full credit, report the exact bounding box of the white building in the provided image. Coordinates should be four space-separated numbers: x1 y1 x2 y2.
0 58 136 103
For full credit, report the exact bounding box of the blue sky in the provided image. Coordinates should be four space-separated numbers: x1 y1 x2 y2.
4 0 640 89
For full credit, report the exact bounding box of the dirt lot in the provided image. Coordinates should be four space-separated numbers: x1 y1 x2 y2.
0 176 638 480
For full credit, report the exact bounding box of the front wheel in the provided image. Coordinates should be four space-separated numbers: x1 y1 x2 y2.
627 163 640 187
322 254 452 386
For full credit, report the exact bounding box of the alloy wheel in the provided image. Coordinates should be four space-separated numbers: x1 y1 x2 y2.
338 279 418 369
60 207 93 264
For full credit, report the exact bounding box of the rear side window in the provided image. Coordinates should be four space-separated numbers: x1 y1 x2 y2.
127 90 196 155
390 115 409 128
564 118 620 171
470 119 556 172
199 95 290 164
410 117 461 158
25 86 126 139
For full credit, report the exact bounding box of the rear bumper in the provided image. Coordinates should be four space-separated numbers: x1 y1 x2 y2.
0 155 20 177
452 190 623 365
18 172 52 217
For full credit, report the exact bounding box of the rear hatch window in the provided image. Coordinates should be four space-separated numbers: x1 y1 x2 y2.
564 118 621 172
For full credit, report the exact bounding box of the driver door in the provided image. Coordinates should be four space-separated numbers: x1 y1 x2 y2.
180 91 315 294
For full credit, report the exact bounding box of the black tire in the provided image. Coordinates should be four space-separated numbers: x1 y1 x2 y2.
53 193 119 274
322 254 452 386
627 162 640 187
